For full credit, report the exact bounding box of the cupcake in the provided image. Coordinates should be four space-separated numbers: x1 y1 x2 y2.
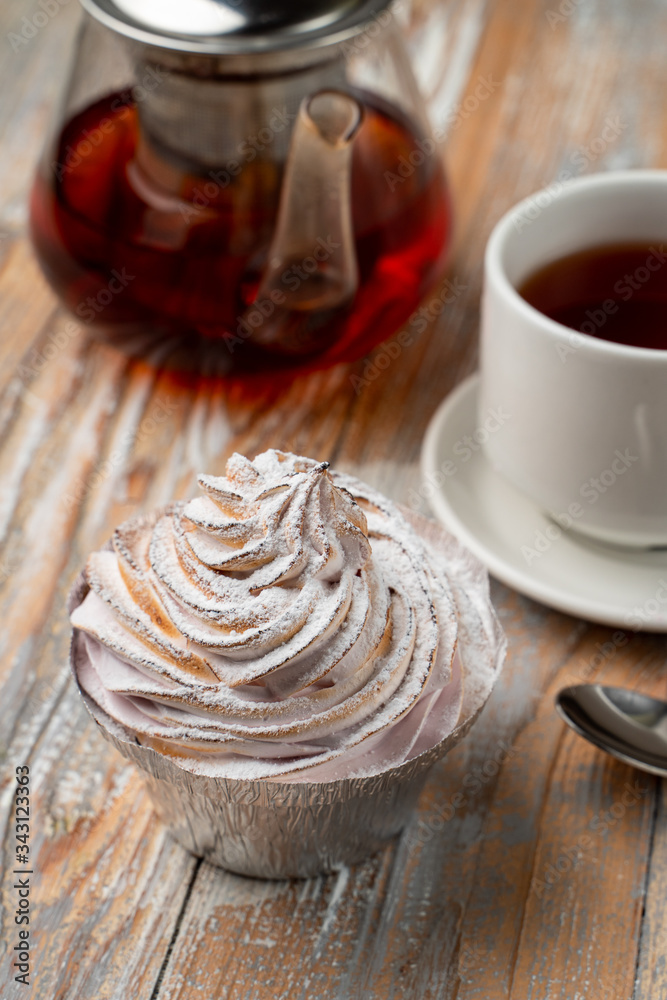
69 450 505 877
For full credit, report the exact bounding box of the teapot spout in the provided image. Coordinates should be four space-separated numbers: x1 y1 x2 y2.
253 89 362 326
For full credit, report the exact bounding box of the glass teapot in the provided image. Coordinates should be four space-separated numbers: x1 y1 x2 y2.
30 0 451 374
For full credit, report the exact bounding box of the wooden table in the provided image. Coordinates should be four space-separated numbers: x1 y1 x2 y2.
1 0 666 997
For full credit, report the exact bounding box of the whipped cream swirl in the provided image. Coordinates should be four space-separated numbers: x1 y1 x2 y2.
71 450 462 780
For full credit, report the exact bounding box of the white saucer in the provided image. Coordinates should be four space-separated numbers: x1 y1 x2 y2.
420 374 667 632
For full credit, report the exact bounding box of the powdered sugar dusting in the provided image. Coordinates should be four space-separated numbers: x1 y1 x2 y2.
71 450 470 780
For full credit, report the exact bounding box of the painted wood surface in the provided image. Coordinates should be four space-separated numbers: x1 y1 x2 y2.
1 0 666 997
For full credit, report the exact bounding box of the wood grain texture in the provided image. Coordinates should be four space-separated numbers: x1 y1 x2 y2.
1 0 667 997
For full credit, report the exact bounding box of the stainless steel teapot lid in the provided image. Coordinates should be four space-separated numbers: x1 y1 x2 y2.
79 0 392 55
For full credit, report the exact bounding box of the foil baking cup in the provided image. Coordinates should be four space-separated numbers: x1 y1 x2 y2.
68 509 506 878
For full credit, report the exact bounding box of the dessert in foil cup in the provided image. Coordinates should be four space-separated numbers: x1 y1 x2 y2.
69 450 506 877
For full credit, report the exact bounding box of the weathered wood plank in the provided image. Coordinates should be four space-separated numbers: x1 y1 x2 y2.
453 624 660 1000
0 0 82 231
0 0 666 997
0 686 197 1000
0 241 60 409
635 782 667 1000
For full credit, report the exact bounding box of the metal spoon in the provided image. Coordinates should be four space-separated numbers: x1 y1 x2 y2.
556 684 667 777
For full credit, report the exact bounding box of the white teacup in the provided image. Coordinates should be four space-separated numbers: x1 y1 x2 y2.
479 169 667 548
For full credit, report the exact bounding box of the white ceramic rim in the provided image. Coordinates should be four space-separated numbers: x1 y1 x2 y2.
485 168 667 364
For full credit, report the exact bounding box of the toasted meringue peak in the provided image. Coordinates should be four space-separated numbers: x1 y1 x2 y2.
71 449 463 780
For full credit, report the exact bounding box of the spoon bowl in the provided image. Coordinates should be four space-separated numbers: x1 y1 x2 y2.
556 684 667 777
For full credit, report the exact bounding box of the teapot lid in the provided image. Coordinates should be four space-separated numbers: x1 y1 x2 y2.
79 0 393 55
